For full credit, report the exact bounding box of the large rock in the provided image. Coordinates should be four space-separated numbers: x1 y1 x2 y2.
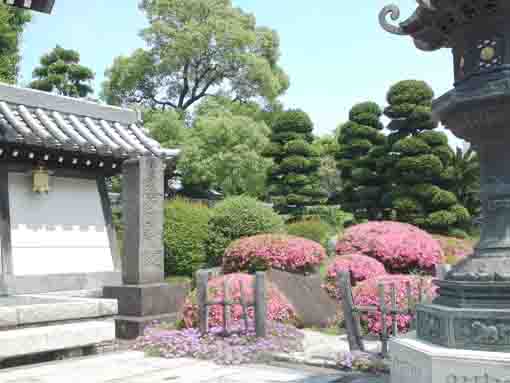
267 269 340 327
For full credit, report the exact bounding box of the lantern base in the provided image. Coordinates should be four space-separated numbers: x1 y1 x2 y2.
416 303 510 352
390 332 510 383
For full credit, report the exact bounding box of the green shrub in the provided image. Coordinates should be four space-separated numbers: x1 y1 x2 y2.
303 206 355 231
286 218 333 245
163 198 211 277
205 196 285 267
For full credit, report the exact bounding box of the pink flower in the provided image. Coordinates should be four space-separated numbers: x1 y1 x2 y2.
181 273 298 328
336 221 443 273
323 254 387 299
223 234 326 273
353 274 437 335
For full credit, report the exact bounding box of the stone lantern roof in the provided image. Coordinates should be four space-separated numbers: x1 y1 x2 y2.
379 1 501 51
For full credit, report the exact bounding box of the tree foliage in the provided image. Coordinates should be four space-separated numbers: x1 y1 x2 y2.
101 0 289 110
384 80 470 234
29 45 95 97
0 4 31 84
449 146 480 218
264 109 327 214
177 109 271 197
335 102 387 220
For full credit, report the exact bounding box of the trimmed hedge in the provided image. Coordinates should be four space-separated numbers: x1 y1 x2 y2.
323 254 387 299
163 198 211 277
286 218 332 246
223 234 326 273
336 221 443 273
205 196 285 267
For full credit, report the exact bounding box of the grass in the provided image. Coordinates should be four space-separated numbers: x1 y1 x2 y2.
165 275 193 284
307 325 345 336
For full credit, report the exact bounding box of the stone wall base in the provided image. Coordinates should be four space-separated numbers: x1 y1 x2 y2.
114 313 177 340
390 332 510 383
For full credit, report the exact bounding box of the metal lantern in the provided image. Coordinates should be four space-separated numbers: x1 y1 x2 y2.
2 0 55 14
380 1 510 352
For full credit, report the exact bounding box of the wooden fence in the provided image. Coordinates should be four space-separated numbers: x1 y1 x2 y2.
196 270 267 338
337 264 451 357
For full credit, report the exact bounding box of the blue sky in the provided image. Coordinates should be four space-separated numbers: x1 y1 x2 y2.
19 0 465 147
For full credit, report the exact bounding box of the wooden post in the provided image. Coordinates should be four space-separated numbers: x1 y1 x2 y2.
406 281 414 330
255 272 267 338
390 283 398 337
197 270 209 335
223 277 231 335
338 272 364 351
238 279 250 333
378 283 388 357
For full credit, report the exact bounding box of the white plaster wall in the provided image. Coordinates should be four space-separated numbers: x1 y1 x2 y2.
8 173 114 276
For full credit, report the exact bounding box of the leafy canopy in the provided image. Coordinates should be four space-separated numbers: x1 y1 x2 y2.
0 4 31 84
101 0 289 110
29 45 95 98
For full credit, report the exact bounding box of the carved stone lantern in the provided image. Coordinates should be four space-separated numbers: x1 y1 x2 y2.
2 0 55 13
380 1 510 352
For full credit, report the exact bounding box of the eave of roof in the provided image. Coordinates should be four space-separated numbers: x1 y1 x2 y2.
0 83 180 161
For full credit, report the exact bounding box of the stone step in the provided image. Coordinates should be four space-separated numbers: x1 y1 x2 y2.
0 295 118 329
0 320 116 360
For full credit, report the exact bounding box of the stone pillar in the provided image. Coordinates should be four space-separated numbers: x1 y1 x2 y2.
103 156 174 340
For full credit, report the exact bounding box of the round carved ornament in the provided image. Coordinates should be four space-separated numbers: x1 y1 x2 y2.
481 46 496 62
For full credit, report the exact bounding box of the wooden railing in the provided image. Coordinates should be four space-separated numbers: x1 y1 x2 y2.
337 264 450 356
196 270 267 338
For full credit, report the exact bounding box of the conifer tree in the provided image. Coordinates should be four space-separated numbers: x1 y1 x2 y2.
335 102 388 220
263 109 327 215
384 80 471 235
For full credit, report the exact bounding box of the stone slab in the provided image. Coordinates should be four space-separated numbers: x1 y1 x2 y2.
0 295 118 328
0 320 115 359
390 332 510 383
267 269 341 327
103 283 173 316
114 313 177 340
0 351 342 382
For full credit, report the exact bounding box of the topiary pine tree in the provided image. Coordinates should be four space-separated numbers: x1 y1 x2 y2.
384 80 471 236
263 109 327 215
335 102 388 220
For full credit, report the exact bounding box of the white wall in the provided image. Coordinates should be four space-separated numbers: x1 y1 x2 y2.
8 173 114 276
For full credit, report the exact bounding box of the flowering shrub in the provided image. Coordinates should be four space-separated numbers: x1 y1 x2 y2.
323 254 387 299
432 235 474 265
223 234 326 273
182 273 298 328
134 321 304 365
337 351 389 374
336 221 443 273
353 274 437 335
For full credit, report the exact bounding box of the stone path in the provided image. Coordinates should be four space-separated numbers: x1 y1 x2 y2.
0 351 344 383
274 331 381 368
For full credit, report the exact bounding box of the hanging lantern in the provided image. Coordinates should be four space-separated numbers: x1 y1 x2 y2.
2 0 55 14
32 166 49 193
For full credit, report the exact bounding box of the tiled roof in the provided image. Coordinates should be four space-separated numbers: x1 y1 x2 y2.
0 84 179 160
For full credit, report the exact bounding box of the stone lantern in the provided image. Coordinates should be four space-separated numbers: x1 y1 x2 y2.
2 0 55 13
380 1 510 381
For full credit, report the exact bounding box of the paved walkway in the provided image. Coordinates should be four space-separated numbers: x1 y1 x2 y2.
0 351 343 383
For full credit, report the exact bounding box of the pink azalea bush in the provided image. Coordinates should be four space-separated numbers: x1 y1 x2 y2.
182 273 298 328
432 235 474 265
336 221 443 273
223 234 326 273
323 254 387 299
353 274 437 335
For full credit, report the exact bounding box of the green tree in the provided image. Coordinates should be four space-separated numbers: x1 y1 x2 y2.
264 109 327 215
102 0 289 111
0 5 31 84
29 45 94 97
143 108 188 149
178 111 271 197
335 102 388 220
449 146 480 218
313 135 341 200
384 80 471 235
